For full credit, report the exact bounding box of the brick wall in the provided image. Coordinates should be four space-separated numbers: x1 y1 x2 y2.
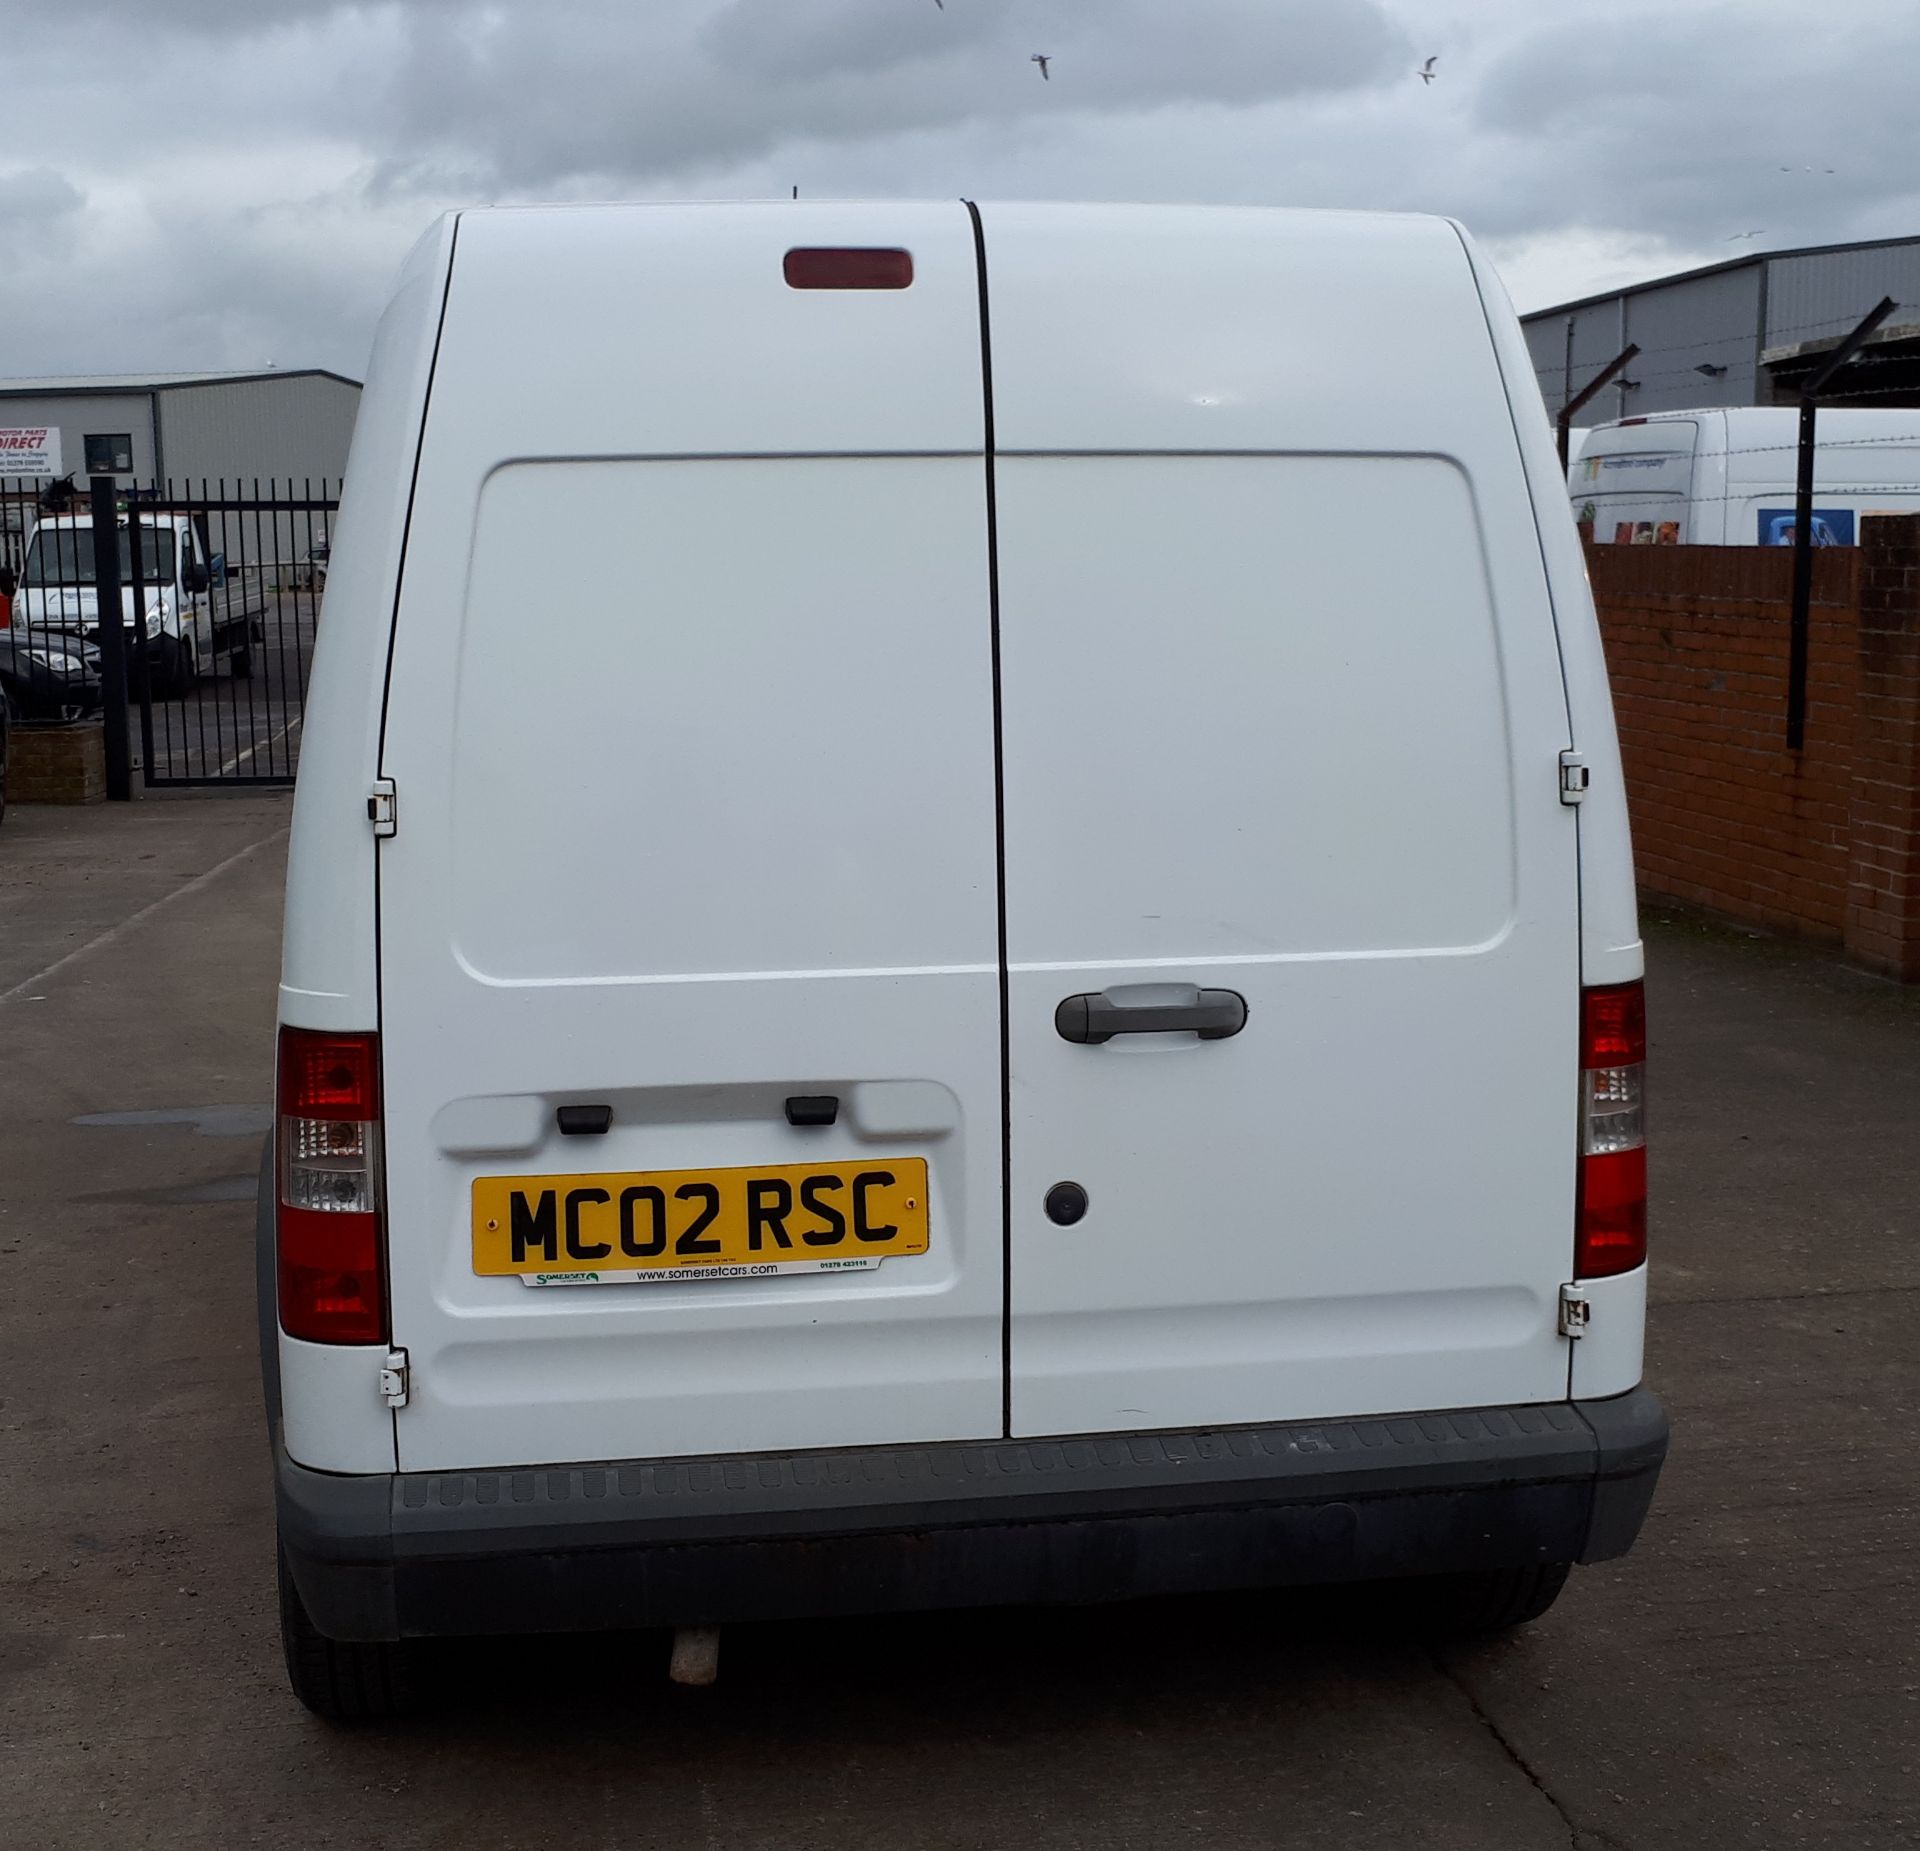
5 721 106 805
1849 524 1920 979
1590 518 1920 979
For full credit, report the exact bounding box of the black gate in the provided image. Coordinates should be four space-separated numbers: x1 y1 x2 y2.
1 472 336 791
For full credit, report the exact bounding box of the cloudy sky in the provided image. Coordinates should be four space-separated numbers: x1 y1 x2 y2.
5 0 1916 381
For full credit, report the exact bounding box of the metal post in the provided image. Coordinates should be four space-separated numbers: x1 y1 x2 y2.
124 485 155 779
1556 343 1640 473
89 477 131 802
1786 295 1898 751
1785 397 1819 752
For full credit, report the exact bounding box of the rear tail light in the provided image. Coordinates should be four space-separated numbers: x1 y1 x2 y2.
276 1026 386 1343
1576 982 1646 1278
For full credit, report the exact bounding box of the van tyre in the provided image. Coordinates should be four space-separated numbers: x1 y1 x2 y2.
1416 1561 1571 1636
277 1545 418 1722
156 636 198 700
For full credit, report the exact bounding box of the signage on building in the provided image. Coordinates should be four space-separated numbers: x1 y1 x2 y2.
0 427 63 477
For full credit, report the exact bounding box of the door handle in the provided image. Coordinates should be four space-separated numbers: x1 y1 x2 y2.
1054 985 1248 1045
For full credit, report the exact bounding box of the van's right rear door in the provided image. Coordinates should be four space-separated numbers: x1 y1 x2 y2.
977 205 1584 1439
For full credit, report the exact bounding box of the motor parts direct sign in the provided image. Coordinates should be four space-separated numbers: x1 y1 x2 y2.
0 428 62 476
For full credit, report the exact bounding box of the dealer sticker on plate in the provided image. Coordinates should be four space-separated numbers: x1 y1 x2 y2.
471 1158 930 1287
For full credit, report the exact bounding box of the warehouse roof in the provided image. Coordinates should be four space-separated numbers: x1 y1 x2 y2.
0 368 361 395
1521 231 1920 323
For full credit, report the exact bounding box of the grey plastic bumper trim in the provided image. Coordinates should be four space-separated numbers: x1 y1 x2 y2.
277 1389 1667 1640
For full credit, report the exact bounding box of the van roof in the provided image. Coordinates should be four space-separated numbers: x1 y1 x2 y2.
0 368 361 395
1591 406 1920 438
426 200 1495 461
31 511 191 528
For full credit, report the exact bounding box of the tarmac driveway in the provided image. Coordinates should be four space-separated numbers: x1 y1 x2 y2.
0 796 1914 1849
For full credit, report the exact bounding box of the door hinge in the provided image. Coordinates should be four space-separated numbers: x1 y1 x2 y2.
1558 1284 1591 1339
380 1346 411 1409
1559 751 1589 805
367 777 397 837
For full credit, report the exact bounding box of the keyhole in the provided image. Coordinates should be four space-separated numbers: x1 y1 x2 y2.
1044 1182 1088 1226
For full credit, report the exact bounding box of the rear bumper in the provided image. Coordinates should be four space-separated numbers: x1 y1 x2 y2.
278 1388 1668 1642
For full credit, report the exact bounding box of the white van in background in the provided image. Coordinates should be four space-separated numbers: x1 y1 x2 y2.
265 200 1667 1720
1572 406 1920 545
15 509 264 695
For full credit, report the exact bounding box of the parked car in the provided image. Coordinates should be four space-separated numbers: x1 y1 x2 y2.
1571 406 1920 544
11 509 265 697
0 681 9 827
266 200 1667 1721
0 630 102 721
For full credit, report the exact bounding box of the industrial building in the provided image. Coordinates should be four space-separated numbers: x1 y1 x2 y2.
0 368 360 490
1520 234 1920 430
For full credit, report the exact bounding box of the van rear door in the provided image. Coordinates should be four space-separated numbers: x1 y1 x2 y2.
1571 419 1699 542
976 206 1582 1437
376 205 1003 1473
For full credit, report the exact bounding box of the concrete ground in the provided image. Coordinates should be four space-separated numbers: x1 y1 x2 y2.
0 796 1914 1850
133 592 313 783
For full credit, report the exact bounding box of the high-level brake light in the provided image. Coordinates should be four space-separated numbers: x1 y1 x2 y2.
783 247 914 290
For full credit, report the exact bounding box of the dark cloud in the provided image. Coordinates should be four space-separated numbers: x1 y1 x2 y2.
363 0 1403 194
0 168 85 227
35 0 459 35
1470 5 1920 249
2 0 1917 378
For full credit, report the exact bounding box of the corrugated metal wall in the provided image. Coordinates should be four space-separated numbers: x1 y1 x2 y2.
1522 240 1920 431
154 374 359 489
1525 262 1765 430
1764 246 1920 349
1620 264 1763 417
0 391 158 482
1525 299 1635 426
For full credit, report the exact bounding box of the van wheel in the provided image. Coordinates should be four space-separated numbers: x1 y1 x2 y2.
156 637 198 700
1413 1561 1571 1636
277 1546 418 1722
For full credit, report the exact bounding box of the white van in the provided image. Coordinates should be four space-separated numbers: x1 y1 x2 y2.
1572 406 1920 546
15 509 262 694
265 202 1667 1719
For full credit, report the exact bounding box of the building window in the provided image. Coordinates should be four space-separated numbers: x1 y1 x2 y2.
83 432 134 474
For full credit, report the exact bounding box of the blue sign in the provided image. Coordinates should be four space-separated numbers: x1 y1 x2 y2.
1757 507 1856 547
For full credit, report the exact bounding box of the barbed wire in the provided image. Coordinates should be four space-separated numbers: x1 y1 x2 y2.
1547 347 1920 394
1529 304 1907 382
1577 485 1920 512
1573 432 1920 468
1532 306 1920 407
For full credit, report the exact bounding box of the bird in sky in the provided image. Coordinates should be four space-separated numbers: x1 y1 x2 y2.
1726 229 1769 241
1417 55 1438 83
1032 53 1052 80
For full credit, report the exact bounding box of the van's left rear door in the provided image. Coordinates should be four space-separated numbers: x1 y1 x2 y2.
376 204 1003 1474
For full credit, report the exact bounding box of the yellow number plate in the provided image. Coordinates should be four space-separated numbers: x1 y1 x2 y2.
471 1158 930 1286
